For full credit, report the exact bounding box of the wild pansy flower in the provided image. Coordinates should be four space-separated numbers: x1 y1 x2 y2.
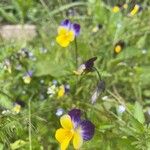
57 84 70 98
74 57 97 75
55 109 95 150
129 4 142 16
91 80 105 104
12 100 25 114
56 19 80 47
23 71 33 84
112 3 128 13
114 41 125 54
112 5 120 13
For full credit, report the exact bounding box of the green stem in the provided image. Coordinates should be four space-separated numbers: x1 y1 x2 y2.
74 37 78 69
28 94 34 150
93 67 102 81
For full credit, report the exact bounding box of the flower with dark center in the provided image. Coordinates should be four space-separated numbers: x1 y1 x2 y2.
114 40 125 55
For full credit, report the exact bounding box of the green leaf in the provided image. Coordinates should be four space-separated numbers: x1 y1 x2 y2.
0 143 4 150
10 140 27 150
134 102 145 124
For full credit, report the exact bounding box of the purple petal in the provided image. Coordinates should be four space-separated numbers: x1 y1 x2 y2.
27 71 33 77
84 57 97 71
80 120 95 141
60 19 71 29
68 109 82 128
72 23 80 36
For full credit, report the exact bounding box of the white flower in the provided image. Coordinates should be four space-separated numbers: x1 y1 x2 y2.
56 108 64 116
47 85 57 97
118 105 126 113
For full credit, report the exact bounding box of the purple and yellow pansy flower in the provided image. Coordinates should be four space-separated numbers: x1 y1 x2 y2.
129 4 142 16
114 40 125 55
23 71 33 84
56 19 80 47
57 84 70 98
55 109 95 150
74 57 97 75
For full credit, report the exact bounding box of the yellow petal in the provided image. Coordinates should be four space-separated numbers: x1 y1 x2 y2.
68 30 74 42
73 71 81 75
130 5 139 16
112 6 120 13
57 85 65 98
55 128 73 150
60 115 73 130
115 45 122 53
12 104 21 114
58 27 68 35
23 76 31 84
56 27 75 47
56 35 70 47
73 130 83 150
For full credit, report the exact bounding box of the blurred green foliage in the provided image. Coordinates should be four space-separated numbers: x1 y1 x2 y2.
0 0 150 149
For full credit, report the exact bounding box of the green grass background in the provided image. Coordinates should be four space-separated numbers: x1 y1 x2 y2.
0 0 150 149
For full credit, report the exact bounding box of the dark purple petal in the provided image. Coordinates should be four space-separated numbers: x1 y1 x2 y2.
60 19 71 28
68 109 82 128
80 120 95 141
72 23 80 36
84 57 97 71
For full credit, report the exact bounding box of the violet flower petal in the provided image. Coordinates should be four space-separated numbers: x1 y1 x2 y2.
80 120 95 141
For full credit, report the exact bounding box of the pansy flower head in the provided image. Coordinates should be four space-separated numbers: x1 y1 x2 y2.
56 19 80 47
23 71 33 84
114 40 125 55
112 5 121 13
57 84 70 99
12 100 25 114
55 109 95 150
129 4 142 16
74 57 97 75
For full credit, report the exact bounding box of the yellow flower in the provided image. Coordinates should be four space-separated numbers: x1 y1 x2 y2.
114 41 125 55
57 85 65 98
55 109 95 150
130 4 140 16
56 19 80 47
12 104 21 114
23 75 31 84
115 45 122 53
56 27 75 47
112 6 120 13
23 71 32 84
55 115 83 150
123 3 128 9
